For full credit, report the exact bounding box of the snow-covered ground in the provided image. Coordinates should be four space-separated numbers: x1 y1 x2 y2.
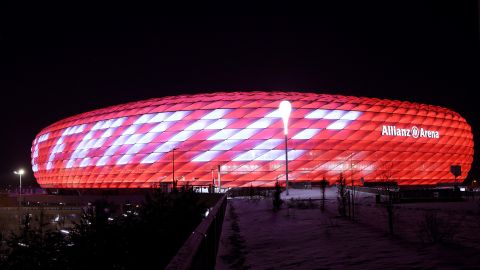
216 187 480 269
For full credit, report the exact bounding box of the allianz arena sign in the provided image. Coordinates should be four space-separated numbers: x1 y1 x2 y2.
381 125 440 139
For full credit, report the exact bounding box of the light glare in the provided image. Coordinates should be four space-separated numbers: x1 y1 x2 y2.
279 100 292 135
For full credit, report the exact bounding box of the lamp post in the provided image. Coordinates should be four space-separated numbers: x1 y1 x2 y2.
211 168 215 193
217 164 222 193
279 100 292 195
172 148 177 191
14 169 24 208
350 158 355 220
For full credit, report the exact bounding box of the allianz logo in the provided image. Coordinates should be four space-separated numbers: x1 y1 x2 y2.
381 125 440 139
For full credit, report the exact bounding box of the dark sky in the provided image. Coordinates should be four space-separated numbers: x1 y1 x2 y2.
1 2 479 187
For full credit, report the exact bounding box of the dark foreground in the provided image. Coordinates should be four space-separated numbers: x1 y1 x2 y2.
216 188 480 269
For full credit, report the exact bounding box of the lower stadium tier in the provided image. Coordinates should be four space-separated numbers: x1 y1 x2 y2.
31 91 473 188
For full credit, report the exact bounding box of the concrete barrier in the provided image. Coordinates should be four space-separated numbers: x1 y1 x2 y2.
166 194 227 270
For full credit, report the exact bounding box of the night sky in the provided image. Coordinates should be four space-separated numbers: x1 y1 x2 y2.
1 2 479 187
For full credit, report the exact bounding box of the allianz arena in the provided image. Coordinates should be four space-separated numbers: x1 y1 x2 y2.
31 92 473 188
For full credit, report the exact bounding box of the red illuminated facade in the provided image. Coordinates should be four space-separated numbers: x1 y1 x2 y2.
31 92 473 188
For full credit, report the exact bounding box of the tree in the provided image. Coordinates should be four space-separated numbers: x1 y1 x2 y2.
1 213 69 269
380 161 397 235
319 177 328 212
337 174 348 217
0 191 209 270
273 181 283 211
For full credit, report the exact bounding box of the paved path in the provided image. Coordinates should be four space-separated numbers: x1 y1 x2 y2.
216 188 480 269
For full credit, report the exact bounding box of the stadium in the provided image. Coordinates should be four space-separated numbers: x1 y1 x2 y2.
30 91 473 189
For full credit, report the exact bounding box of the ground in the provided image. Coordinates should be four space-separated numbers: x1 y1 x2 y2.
216 187 480 269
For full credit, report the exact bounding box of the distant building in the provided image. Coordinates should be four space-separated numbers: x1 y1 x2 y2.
31 91 473 188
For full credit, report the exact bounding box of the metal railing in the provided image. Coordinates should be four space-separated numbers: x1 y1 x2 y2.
166 194 227 270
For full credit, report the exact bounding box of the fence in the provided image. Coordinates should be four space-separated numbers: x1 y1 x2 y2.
354 186 465 203
166 194 227 270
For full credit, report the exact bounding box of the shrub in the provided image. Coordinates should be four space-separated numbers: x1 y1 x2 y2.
418 210 457 244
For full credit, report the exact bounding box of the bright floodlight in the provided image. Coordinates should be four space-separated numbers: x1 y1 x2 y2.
279 100 292 195
279 100 292 135
14 168 24 209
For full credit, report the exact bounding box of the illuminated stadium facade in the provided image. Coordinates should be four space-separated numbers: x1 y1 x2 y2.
31 92 473 188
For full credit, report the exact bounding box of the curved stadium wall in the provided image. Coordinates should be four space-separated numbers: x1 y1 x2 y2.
31 92 473 188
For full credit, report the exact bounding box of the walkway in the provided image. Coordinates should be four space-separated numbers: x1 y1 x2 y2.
216 188 480 269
